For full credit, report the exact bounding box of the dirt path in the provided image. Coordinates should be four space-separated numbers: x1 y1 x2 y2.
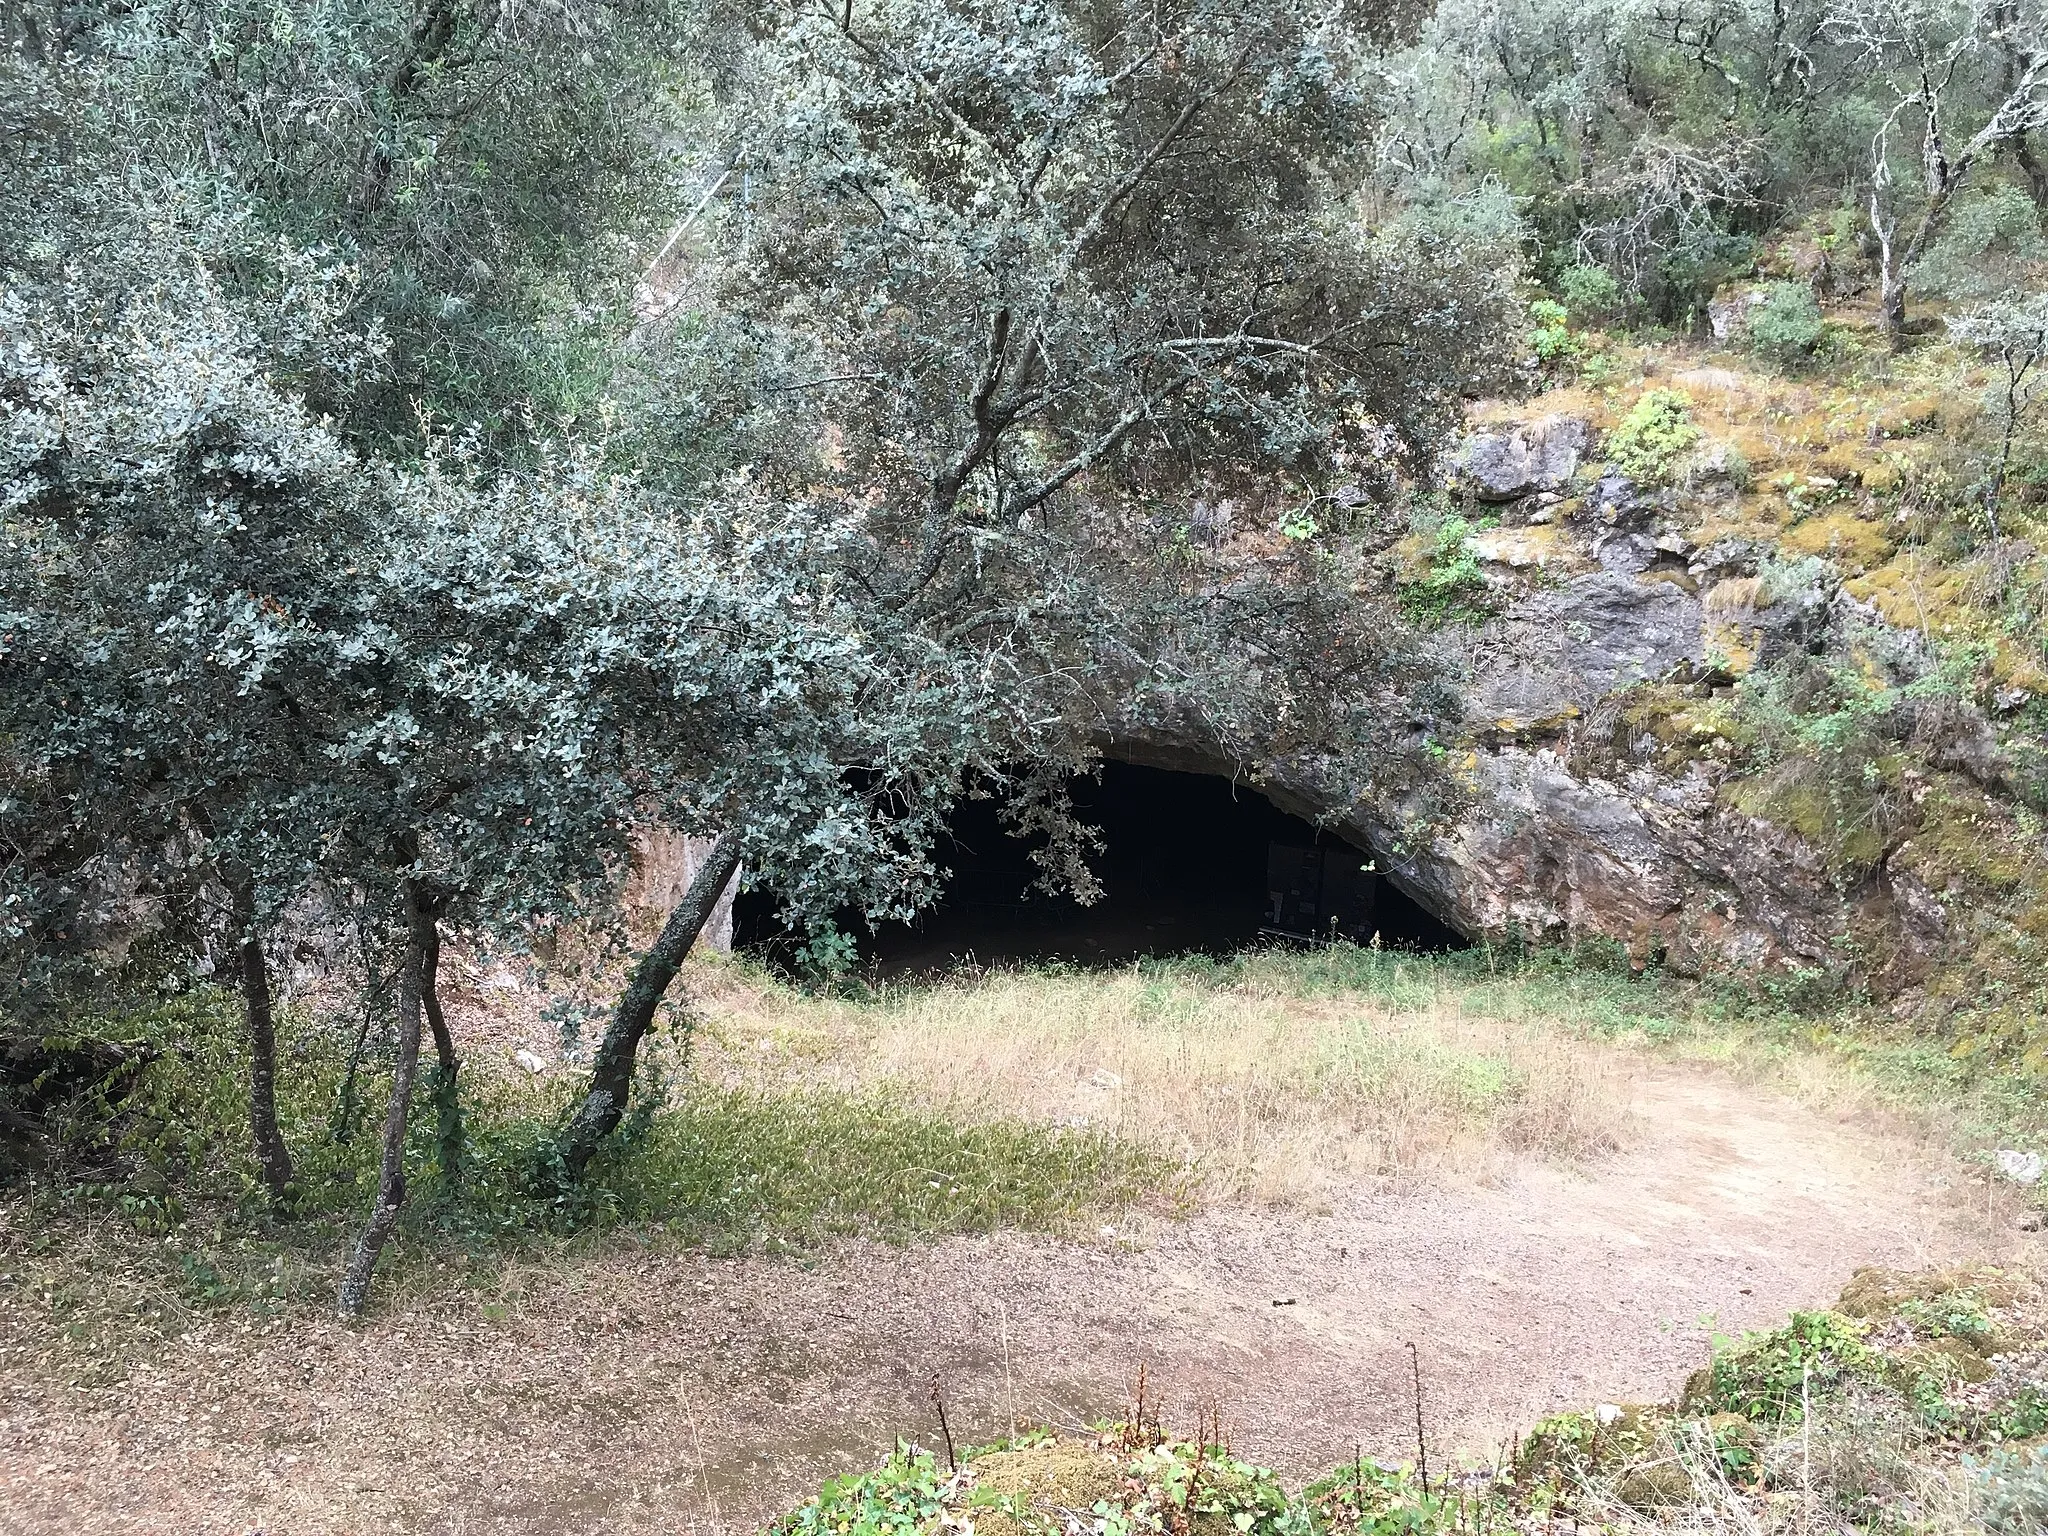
0 1064 2030 1534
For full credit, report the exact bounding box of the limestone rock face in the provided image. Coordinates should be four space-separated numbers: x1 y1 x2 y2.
1116 410 2030 993
1451 415 1590 501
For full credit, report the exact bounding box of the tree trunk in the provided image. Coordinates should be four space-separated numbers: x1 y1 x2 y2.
1879 270 1908 351
229 874 296 1204
337 884 432 1317
2017 134 2048 212
556 829 741 1182
421 916 462 1187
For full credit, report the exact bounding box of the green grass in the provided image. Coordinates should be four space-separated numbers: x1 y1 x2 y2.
2 983 1171 1337
10 937 2047 1344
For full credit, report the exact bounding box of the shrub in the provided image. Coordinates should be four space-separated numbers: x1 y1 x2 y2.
1527 298 1579 368
1745 281 1826 368
1605 389 1701 483
1687 1311 1880 1422
1398 513 1494 628
1306 1454 1482 1534
1557 264 1624 323
1979 1447 2048 1536
1913 185 2048 305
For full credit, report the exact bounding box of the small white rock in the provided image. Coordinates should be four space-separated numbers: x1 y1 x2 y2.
514 1048 549 1074
1996 1149 2043 1185
482 969 522 992
1594 1403 1624 1426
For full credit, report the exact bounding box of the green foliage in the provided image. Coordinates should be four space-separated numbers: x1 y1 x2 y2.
770 1442 951 1536
1124 1442 1309 1536
777 1438 1318 1536
1605 390 1701 484
1895 1290 1995 1345
1744 282 1826 369
1979 1448 2048 1536
1913 185 2048 306
1556 265 1624 324
1725 630 1983 880
1990 1385 2048 1441
1398 514 1495 628
4 0 697 442
1949 291 2048 529
26 985 1164 1295
1374 0 2048 336
1514 1407 1658 1484
1303 1456 1477 1535
1526 299 1580 369
594 1083 1170 1244
1692 1311 1879 1423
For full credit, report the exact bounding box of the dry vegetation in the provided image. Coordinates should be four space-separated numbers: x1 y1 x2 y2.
671 955 1636 1204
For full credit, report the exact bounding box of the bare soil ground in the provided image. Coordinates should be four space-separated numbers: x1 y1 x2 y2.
1 1056 2030 1536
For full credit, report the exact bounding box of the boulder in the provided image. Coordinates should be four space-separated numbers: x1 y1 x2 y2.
1584 471 1651 528
1707 285 1772 342
1452 415 1589 501
1595 533 1657 575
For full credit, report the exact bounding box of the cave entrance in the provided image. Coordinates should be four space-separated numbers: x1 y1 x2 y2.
738 762 1466 975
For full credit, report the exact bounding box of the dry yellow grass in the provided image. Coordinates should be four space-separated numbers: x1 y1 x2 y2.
678 956 1637 1205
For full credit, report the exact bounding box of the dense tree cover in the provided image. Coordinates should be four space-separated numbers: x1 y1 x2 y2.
2 0 1511 1308
1380 0 2048 338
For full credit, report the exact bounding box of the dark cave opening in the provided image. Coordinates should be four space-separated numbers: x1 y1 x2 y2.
736 761 1468 975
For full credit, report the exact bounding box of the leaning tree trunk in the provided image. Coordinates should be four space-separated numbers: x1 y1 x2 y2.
337 883 433 1317
420 914 463 1187
556 829 741 1182
228 874 296 1204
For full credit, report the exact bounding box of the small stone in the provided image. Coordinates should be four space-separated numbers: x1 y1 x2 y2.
1997 1150 2043 1185
514 1048 549 1074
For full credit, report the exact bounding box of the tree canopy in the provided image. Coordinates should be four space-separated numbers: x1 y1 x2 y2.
4 0 1522 1307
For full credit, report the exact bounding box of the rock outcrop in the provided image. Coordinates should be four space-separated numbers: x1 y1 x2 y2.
1451 415 1589 501
1116 393 2040 996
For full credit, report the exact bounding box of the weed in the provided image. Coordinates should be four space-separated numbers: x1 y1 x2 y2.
770 1441 951 1536
1989 1385 2048 1441
1605 389 1701 483
1686 1311 1880 1422
1896 1290 1995 1345
1397 514 1494 629
1977 1447 2048 1535
1304 1455 1486 1535
1526 299 1580 371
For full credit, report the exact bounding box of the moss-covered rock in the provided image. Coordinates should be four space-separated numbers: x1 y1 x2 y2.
963 1443 1125 1536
